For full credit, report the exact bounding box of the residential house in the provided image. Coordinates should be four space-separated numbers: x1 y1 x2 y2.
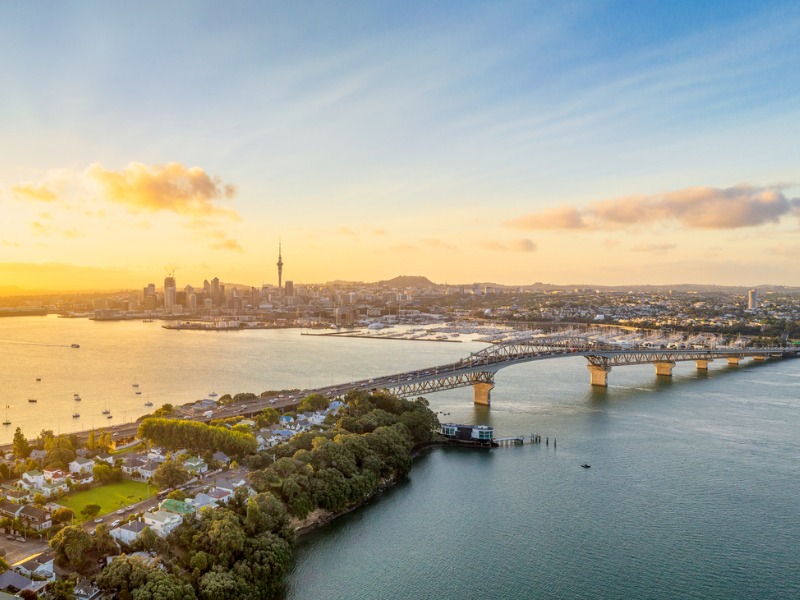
95 452 114 465
211 451 230 466
142 510 182 537
187 493 217 510
147 447 168 462
110 520 149 545
159 498 196 516
20 469 44 490
28 449 47 462
3 489 29 504
308 412 327 427
121 456 147 478
73 578 102 600
183 457 208 475
69 457 94 475
139 459 160 480
0 500 21 520
18 504 52 530
206 488 233 504
14 552 55 581
0 570 48 596
278 415 294 426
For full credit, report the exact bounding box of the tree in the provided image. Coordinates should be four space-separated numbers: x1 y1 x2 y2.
52 507 75 524
50 576 77 600
132 570 196 600
258 407 280 427
298 393 329 412
97 554 152 598
49 525 93 572
167 489 187 501
18 589 37 600
92 463 114 483
81 504 102 520
152 459 190 490
12 427 31 459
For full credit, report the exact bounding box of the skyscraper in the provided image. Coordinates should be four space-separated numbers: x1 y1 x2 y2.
748 289 758 310
164 276 176 312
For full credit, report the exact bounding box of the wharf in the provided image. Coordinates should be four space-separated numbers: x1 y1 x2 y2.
301 332 462 343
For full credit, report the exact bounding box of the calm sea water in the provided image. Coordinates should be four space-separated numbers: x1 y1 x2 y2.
2 316 798 598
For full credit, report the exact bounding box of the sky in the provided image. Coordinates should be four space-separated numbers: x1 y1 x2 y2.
1 1 799 292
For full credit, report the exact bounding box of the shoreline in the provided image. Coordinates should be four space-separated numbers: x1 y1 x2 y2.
292 440 449 538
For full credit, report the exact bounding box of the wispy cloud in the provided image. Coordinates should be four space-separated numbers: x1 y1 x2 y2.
11 182 57 202
506 184 800 231
479 238 537 252
632 243 676 255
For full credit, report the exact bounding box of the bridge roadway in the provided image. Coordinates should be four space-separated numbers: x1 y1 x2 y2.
7 338 797 449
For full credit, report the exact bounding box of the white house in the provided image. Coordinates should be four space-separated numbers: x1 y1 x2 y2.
69 457 95 475
142 510 182 537
110 520 149 545
184 457 208 474
21 470 44 490
15 552 55 581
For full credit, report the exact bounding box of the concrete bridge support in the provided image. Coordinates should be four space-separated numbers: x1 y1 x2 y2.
473 382 494 406
753 355 767 362
654 361 676 377
727 357 741 366
587 364 611 387
695 359 712 370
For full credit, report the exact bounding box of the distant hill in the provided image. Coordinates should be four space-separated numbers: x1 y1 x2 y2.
375 275 436 288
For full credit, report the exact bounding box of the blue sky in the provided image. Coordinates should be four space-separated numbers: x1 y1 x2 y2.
1 1 799 289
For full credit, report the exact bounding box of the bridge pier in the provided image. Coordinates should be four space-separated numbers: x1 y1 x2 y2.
587 364 611 387
654 361 676 377
727 357 741 366
695 359 712 370
753 355 767 362
473 382 494 406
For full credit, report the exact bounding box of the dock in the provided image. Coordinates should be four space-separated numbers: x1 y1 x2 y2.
494 433 545 447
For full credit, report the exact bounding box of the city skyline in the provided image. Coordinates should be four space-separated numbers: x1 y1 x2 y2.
2 2 800 292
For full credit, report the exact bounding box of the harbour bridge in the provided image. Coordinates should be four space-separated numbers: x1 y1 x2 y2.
311 336 800 406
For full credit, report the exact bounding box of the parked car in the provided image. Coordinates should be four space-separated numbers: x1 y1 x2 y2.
94 518 103 523
111 520 121 527
16 537 25 542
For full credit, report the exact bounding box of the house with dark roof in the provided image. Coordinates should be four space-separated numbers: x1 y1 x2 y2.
0 500 21 520
110 520 149 545
0 570 48 595
74 578 101 600
14 551 55 581
18 504 52 530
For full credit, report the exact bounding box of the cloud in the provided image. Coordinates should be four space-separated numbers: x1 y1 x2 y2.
770 243 800 258
422 238 458 251
30 221 81 239
85 162 238 219
631 243 676 255
11 182 57 202
210 238 243 252
506 206 587 230
338 227 358 236
479 238 537 252
507 184 800 231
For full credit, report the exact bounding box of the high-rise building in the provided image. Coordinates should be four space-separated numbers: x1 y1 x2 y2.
748 289 758 310
284 280 294 297
211 277 220 305
164 276 176 312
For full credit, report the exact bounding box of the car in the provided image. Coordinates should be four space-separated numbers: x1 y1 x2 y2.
269 399 276 404
111 519 121 527
6 535 14 541
117 509 125 515
16 537 26 542
94 518 103 523
126 505 134 511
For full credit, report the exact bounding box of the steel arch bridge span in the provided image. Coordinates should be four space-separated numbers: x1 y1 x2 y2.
369 336 799 405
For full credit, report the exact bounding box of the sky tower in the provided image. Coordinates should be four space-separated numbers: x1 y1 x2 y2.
277 240 283 292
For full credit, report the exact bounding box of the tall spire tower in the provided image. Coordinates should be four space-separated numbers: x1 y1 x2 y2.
276 240 284 292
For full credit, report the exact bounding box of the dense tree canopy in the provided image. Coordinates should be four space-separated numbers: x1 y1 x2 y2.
138 418 257 457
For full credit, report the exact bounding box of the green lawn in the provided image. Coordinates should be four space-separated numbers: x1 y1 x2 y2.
58 480 158 522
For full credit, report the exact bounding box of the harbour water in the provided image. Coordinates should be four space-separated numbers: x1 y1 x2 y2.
2 316 799 598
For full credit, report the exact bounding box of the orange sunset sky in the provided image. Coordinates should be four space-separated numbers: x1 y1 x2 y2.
1 3 799 292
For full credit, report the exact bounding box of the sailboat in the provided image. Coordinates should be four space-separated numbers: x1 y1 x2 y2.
102 403 110 415
3 405 10 426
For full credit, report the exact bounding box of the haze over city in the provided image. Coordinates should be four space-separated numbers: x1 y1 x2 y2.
2 1 799 292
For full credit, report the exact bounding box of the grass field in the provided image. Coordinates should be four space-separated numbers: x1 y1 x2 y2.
58 480 158 522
